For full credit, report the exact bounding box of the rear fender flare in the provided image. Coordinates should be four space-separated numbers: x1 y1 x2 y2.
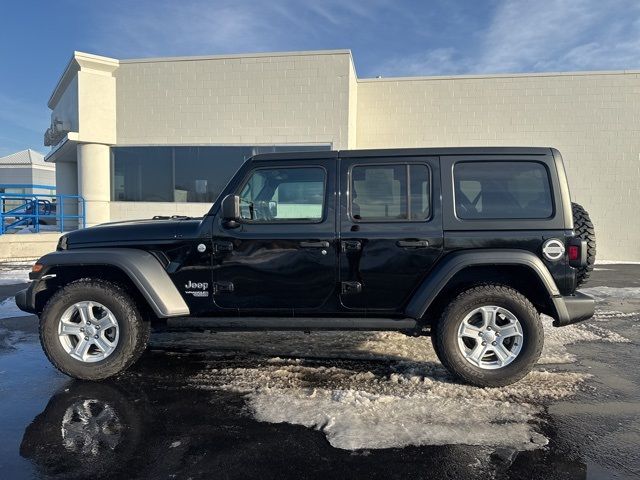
405 249 560 320
36 248 189 318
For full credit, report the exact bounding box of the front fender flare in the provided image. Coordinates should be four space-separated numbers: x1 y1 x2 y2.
405 249 561 320
35 248 190 318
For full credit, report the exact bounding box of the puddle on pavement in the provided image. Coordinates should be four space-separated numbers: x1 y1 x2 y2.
13 351 593 480
0 277 638 478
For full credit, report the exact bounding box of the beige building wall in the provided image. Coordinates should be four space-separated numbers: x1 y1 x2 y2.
110 202 211 222
50 75 79 134
347 59 358 149
44 50 639 260
356 72 640 260
114 50 352 148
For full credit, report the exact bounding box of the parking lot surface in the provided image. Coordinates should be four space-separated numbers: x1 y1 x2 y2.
0 263 638 479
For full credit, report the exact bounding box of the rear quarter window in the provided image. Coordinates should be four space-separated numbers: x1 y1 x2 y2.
454 161 553 219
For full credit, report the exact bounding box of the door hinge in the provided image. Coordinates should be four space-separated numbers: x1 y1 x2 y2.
214 241 234 253
341 281 362 295
213 281 234 294
341 240 362 252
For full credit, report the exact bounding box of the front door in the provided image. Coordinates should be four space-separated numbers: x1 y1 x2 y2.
212 159 337 314
339 156 443 313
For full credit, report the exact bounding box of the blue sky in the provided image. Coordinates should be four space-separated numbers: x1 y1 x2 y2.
1 0 639 156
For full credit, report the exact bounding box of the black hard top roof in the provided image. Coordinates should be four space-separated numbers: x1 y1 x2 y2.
251 147 555 161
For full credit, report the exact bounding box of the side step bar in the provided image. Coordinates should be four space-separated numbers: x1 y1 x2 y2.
163 317 420 333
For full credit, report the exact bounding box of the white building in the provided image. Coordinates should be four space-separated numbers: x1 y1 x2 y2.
44 50 640 260
0 149 55 194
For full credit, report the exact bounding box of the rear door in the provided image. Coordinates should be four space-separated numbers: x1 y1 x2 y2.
338 155 443 313
212 158 337 314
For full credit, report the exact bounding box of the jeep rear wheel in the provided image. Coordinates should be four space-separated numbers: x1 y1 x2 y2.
40 279 150 380
432 285 543 387
572 202 596 287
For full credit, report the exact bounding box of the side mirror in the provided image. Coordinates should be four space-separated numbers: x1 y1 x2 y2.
221 194 240 227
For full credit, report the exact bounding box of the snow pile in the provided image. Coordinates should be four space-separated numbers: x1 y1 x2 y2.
171 300 635 452
581 286 640 302
0 265 31 285
153 330 438 363
594 310 639 320
154 313 629 366
538 314 630 363
190 358 583 451
596 260 640 265
248 388 548 451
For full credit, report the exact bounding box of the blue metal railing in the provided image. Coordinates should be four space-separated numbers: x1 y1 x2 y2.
0 185 86 234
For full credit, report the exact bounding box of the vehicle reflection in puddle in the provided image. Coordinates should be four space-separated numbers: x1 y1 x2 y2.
18 350 589 480
61 399 124 455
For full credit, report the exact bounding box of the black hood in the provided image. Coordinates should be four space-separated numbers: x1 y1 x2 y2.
61 217 204 248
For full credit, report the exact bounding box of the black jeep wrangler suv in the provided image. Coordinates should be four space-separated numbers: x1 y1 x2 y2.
16 147 596 387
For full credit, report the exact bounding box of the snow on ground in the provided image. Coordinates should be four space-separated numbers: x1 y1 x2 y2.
0 298 32 319
0 264 31 285
1 258 634 451
539 312 633 363
157 301 633 452
596 260 640 265
189 356 583 450
581 286 640 302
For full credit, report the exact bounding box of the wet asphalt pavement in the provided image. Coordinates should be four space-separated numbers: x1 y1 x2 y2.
0 265 638 480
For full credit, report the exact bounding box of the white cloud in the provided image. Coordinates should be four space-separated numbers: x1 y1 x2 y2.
91 0 394 58
375 0 640 77
477 0 640 73
376 47 471 77
97 1 279 57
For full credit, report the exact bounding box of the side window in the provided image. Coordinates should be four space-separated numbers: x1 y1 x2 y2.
238 167 325 223
351 163 431 222
454 161 553 219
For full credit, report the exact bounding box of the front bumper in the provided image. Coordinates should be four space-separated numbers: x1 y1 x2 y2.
552 291 595 327
14 281 40 315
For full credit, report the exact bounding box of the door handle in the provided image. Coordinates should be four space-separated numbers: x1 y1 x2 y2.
300 240 330 248
396 239 429 248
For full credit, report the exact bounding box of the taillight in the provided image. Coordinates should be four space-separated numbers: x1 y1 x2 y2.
568 239 587 267
568 245 579 261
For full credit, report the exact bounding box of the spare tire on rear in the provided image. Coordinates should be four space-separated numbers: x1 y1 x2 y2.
572 202 596 287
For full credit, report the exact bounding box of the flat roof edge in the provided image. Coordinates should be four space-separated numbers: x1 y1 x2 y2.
120 49 353 65
359 69 640 83
48 52 119 109
358 70 640 83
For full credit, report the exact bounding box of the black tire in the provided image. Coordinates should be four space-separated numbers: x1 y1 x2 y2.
40 279 150 380
432 285 544 388
572 202 596 287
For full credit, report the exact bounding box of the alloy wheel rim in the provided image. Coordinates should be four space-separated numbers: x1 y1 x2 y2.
58 301 120 363
61 399 123 454
456 305 524 370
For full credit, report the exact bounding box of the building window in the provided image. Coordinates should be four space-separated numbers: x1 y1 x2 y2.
111 145 330 203
238 167 326 223
350 163 431 222
453 161 553 219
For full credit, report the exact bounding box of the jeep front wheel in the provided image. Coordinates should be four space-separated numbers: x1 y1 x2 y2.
40 279 150 380
432 285 543 387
